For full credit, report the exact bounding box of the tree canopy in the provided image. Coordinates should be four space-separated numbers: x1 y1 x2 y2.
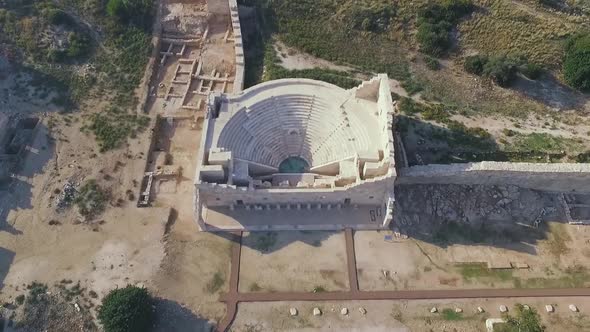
98 285 154 332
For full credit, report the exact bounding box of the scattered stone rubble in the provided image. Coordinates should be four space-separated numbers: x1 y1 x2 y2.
395 184 558 232
56 181 77 210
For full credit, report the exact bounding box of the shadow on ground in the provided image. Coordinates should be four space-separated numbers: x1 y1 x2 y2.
153 298 215 332
512 74 589 111
212 230 335 254
0 122 54 231
0 247 15 289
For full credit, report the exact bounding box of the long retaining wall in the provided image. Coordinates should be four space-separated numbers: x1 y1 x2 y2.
229 0 245 93
397 162 590 193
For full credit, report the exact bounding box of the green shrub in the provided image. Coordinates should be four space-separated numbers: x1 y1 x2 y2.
398 97 425 115
416 21 453 57
66 32 90 58
520 62 543 80
497 303 545 332
98 285 154 332
563 34 590 91
424 55 440 70
482 56 518 87
464 55 488 75
106 0 153 28
74 180 108 219
502 128 516 137
15 294 25 305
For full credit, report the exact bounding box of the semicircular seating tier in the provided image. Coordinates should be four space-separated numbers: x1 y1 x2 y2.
215 79 380 169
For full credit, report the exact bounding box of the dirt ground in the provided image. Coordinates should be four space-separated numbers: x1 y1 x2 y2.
239 231 348 293
230 297 590 332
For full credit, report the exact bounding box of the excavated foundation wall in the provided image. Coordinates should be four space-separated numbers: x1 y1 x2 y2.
397 162 590 193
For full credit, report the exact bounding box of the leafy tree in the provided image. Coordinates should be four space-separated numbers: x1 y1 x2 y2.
98 285 154 332
563 34 590 91
496 304 545 332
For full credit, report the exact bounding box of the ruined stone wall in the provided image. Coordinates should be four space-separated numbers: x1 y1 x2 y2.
397 162 590 193
229 0 245 92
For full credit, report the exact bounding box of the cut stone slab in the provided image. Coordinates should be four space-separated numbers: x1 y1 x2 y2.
313 308 322 316
512 262 530 269
477 307 485 313
341 307 348 315
569 304 579 312
523 305 531 311
499 305 508 313
430 307 438 313
359 307 367 315
455 308 463 313
545 305 554 313
289 308 298 316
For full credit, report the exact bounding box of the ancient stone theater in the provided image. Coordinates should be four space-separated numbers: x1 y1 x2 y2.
194 74 396 231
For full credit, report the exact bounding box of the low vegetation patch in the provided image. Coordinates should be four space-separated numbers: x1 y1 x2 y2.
74 180 109 220
252 0 421 94
506 133 585 156
441 308 463 321
84 106 150 152
0 0 154 151
263 44 361 89
205 272 225 294
416 0 474 57
459 0 580 67
457 263 514 283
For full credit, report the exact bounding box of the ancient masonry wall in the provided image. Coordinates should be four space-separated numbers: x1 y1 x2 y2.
229 0 245 92
397 162 590 193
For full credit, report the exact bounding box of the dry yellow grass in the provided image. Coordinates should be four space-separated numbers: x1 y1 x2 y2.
459 0 586 67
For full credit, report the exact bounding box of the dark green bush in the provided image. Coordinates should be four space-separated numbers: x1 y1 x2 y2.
106 0 153 28
464 54 488 75
520 62 543 80
416 21 453 57
483 56 518 87
98 285 154 332
66 32 90 58
563 34 590 91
